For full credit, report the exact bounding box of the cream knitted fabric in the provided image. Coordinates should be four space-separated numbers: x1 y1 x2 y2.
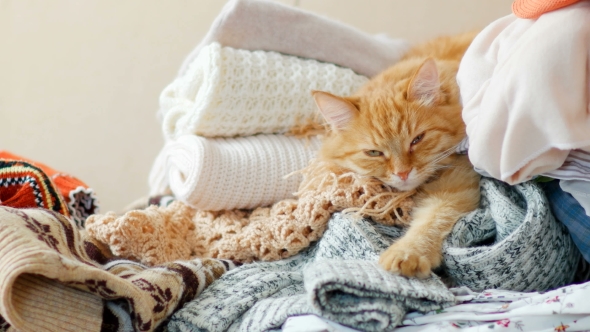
88 160 416 265
149 134 322 211
160 42 369 139
0 206 234 332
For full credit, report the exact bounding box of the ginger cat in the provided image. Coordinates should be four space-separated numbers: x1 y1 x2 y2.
312 32 481 278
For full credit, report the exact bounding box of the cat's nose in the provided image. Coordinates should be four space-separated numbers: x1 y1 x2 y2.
396 170 411 181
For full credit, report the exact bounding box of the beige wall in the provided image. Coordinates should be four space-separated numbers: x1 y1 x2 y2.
0 0 513 212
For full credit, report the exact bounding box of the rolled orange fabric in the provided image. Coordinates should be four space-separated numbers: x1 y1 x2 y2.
512 0 583 18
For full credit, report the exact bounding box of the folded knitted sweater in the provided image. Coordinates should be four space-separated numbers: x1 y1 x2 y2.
149 134 321 211
160 43 368 139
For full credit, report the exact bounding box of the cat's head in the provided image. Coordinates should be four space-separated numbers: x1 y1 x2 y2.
313 58 465 192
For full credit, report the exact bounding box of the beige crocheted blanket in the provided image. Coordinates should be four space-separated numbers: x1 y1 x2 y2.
86 160 415 265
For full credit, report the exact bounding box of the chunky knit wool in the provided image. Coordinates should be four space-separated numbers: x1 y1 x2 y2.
163 178 578 332
148 134 322 211
443 178 580 292
87 160 415 265
160 42 369 139
166 214 454 332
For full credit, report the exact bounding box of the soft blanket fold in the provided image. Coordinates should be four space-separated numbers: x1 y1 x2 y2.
0 206 235 332
443 177 579 292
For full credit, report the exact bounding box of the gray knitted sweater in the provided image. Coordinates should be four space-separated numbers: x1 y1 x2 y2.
165 178 579 332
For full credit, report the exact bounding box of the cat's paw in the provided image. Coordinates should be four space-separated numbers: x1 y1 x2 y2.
379 245 432 278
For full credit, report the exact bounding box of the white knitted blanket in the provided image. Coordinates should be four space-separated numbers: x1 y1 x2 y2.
149 134 321 211
160 42 369 139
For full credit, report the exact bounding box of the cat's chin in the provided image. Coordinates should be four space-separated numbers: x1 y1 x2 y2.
385 180 421 192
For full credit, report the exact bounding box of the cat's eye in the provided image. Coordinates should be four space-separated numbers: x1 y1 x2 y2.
411 133 424 146
365 150 383 157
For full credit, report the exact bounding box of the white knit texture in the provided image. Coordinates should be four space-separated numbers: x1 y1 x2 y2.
149 134 321 211
160 42 369 139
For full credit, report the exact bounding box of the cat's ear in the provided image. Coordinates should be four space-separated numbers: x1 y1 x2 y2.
312 90 358 131
407 58 440 106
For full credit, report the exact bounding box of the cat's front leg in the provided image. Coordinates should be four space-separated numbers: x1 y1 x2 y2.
379 238 435 278
378 206 447 279
379 187 478 277
380 156 480 278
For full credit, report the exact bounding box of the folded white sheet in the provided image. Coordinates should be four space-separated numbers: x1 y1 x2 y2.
149 134 321 211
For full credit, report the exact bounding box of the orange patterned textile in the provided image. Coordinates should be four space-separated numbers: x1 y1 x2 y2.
0 151 99 225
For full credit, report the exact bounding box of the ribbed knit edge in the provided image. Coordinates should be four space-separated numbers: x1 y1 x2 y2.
12 274 102 332
0 212 102 332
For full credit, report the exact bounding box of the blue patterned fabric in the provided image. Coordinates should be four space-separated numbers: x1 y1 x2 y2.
542 180 590 263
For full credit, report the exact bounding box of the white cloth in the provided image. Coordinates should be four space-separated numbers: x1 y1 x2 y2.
160 42 369 140
397 282 590 331
458 2 590 185
148 134 321 211
176 0 410 79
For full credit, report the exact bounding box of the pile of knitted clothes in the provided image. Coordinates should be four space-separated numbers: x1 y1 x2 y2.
163 178 579 332
0 153 234 332
131 0 416 266
85 0 584 330
147 0 411 212
89 0 579 292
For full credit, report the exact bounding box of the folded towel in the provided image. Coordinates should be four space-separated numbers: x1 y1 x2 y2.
160 42 368 139
175 0 410 79
0 206 234 332
148 134 322 211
